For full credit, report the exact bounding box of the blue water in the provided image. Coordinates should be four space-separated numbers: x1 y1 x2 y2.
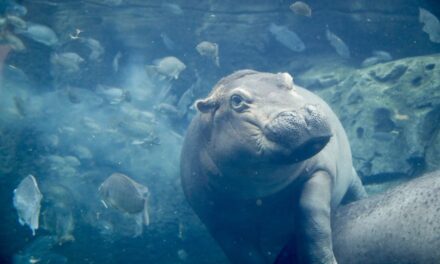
1 0 440 263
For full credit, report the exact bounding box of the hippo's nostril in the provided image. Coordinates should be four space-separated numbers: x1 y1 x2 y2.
272 111 293 119
273 111 303 125
264 111 306 145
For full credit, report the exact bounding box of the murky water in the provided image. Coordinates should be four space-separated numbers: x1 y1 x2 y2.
0 0 439 263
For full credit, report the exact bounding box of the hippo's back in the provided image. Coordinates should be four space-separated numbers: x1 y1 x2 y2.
333 171 440 264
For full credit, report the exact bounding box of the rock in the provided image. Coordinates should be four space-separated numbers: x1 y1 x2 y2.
317 75 340 88
369 63 408 82
295 55 352 90
307 55 440 182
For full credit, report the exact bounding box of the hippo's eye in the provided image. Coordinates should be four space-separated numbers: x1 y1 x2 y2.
230 94 247 111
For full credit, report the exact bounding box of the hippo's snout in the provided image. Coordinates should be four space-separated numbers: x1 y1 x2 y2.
265 111 306 144
264 105 332 162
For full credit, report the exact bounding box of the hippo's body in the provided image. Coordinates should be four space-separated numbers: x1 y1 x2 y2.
277 170 440 264
333 171 440 264
181 70 366 264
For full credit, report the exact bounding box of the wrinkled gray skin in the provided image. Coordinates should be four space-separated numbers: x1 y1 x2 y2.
180 70 367 264
279 171 440 263
333 171 440 264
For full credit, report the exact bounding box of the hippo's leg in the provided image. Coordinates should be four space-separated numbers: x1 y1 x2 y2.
297 170 337 264
343 168 368 203
350 168 368 199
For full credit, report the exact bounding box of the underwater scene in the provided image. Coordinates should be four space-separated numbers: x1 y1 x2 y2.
1 0 440 263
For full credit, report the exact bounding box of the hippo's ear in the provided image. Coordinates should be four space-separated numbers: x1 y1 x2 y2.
195 97 218 113
277 72 294 90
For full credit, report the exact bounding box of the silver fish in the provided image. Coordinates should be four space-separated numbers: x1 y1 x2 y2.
6 15 27 29
96 84 130 105
361 50 392 68
118 120 153 138
71 145 93 160
196 41 220 67
147 56 186 80
2 31 25 51
361 57 381 68
50 52 84 73
269 23 305 52
79 37 105 61
372 50 392 61
99 173 150 226
289 1 312 17
419 8 440 43
131 136 160 148
15 22 58 46
155 103 182 118
13 175 43 236
326 28 350 59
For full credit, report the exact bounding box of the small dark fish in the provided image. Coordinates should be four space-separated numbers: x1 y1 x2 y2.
289 1 312 17
99 173 150 226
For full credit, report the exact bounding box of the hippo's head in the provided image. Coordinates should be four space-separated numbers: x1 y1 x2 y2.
195 70 332 195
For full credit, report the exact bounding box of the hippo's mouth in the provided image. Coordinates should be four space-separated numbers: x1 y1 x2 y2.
261 108 332 163
285 135 331 162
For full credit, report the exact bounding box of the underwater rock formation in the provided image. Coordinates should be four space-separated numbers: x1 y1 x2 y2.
298 55 440 184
